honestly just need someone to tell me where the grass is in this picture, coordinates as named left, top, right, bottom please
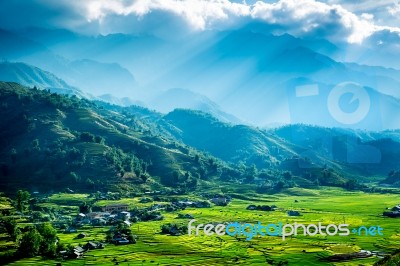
left=4, top=187, right=400, bottom=266
left=48, top=193, right=90, bottom=206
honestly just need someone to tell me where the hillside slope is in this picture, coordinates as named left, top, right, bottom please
left=0, top=82, right=233, bottom=193
left=0, top=61, right=91, bottom=98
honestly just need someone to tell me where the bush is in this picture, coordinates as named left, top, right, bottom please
left=160, top=223, right=187, bottom=236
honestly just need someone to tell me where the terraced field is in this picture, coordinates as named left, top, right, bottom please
left=5, top=188, right=400, bottom=266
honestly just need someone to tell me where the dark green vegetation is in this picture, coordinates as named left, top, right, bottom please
left=1, top=81, right=400, bottom=195
left=0, top=82, right=234, bottom=193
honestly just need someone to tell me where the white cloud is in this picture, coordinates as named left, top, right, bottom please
left=74, top=0, right=400, bottom=44
left=249, top=0, right=376, bottom=43
left=387, top=2, right=400, bottom=16
left=1, top=0, right=400, bottom=45
left=83, top=0, right=251, bottom=31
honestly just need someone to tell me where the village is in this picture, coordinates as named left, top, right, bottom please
left=51, top=193, right=236, bottom=260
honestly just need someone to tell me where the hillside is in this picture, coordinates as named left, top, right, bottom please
left=164, top=109, right=296, bottom=168
left=150, top=88, right=241, bottom=124
left=0, top=82, right=235, bottom=193
left=0, top=29, right=138, bottom=98
left=1, top=82, right=400, bottom=194
left=0, top=61, right=91, bottom=98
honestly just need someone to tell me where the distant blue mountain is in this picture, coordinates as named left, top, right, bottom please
left=150, top=88, right=241, bottom=124
left=0, top=61, right=92, bottom=99
left=0, top=29, right=138, bottom=97
left=2, top=27, right=400, bottom=129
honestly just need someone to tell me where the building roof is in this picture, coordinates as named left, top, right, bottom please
left=74, top=246, right=84, bottom=253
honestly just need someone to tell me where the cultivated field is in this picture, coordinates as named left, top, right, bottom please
left=4, top=187, right=400, bottom=266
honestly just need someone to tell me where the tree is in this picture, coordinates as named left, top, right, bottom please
left=344, top=179, right=358, bottom=191
left=172, top=171, right=179, bottom=184
left=15, top=190, right=30, bottom=213
left=274, top=181, right=285, bottom=192
left=80, top=132, right=95, bottom=142
left=186, top=177, right=198, bottom=190
left=68, top=171, right=80, bottom=183
left=79, top=202, right=92, bottom=214
left=245, top=164, right=258, bottom=182
left=94, top=135, right=105, bottom=144
left=18, top=226, right=42, bottom=257
left=0, top=218, right=20, bottom=241
left=37, top=223, right=58, bottom=257
left=283, top=171, right=292, bottom=181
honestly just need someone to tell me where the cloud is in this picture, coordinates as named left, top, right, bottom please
left=77, top=0, right=400, bottom=44
left=387, top=2, right=400, bottom=16
left=1, top=0, right=400, bottom=45
left=249, top=0, right=376, bottom=43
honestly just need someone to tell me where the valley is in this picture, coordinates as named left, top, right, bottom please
left=0, top=82, right=399, bottom=265
left=1, top=187, right=400, bottom=265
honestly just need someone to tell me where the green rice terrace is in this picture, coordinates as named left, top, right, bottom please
left=1, top=187, right=400, bottom=266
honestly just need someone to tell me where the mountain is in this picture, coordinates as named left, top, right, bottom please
left=164, top=109, right=294, bottom=167
left=6, top=27, right=400, bottom=129
left=272, top=125, right=400, bottom=176
left=2, top=81, right=400, bottom=193
left=98, top=94, right=146, bottom=107
left=67, top=59, right=137, bottom=97
left=0, top=29, right=138, bottom=98
left=163, top=109, right=400, bottom=178
left=150, top=88, right=241, bottom=124
left=0, top=82, right=235, bottom=192
left=0, top=61, right=91, bottom=98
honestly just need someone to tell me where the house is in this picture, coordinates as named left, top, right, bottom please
left=60, top=250, right=82, bottom=259
left=112, top=234, right=130, bottom=245
left=76, top=213, right=86, bottom=220
left=118, top=211, right=131, bottom=220
left=288, top=210, right=301, bottom=217
left=74, top=246, right=85, bottom=253
left=84, top=241, right=105, bottom=250
left=86, top=212, right=104, bottom=219
left=192, top=201, right=211, bottom=208
left=210, top=197, right=230, bottom=206
left=139, top=197, right=153, bottom=203
left=77, top=233, right=86, bottom=239
left=60, top=246, right=86, bottom=259
left=65, top=226, right=77, bottom=233
left=177, top=213, right=194, bottom=219
left=92, top=218, right=107, bottom=226
left=383, top=211, right=400, bottom=218
left=102, top=204, right=129, bottom=213
left=177, top=200, right=194, bottom=207
left=392, top=205, right=400, bottom=211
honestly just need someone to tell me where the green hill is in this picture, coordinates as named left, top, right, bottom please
left=0, top=82, right=235, bottom=193
left=164, top=109, right=297, bottom=168
left=1, top=82, right=400, bottom=194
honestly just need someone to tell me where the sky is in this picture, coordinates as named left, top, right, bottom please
left=1, top=0, right=400, bottom=47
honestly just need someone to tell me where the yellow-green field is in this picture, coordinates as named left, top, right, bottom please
left=5, top=187, right=400, bottom=266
